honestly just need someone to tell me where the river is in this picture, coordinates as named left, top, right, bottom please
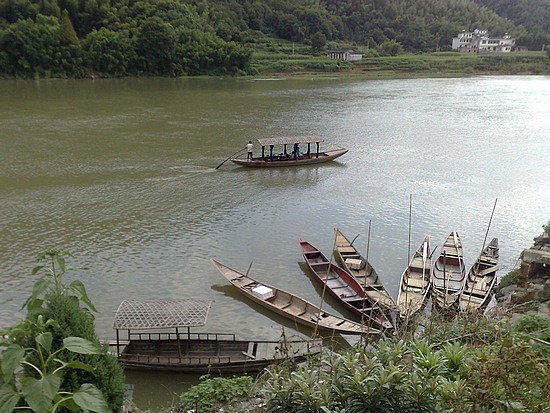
left=1, top=75, right=548, bottom=409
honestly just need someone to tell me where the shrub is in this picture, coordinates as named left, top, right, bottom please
left=495, top=269, right=520, bottom=291
left=178, top=375, right=254, bottom=412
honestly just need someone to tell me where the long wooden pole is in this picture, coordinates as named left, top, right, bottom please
left=215, top=147, right=246, bottom=169
left=314, top=235, right=339, bottom=336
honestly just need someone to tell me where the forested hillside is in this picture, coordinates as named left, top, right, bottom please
left=473, top=0, right=550, bottom=50
left=0, top=0, right=547, bottom=78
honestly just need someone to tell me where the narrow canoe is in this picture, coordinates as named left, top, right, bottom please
left=459, top=238, right=499, bottom=312
left=231, top=148, right=348, bottom=167
left=211, top=259, right=379, bottom=336
left=396, top=236, right=432, bottom=319
left=431, top=231, right=466, bottom=310
left=333, top=228, right=396, bottom=312
left=299, top=238, right=394, bottom=331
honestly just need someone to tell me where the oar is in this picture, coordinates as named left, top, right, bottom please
left=215, top=147, right=246, bottom=170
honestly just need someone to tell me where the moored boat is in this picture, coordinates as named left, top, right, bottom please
left=299, top=238, right=394, bottom=331
left=333, top=228, right=395, bottom=312
left=111, top=299, right=322, bottom=373
left=459, top=238, right=499, bottom=312
left=396, top=236, right=432, bottom=319
left=431, top=231, right=466, bottom=310
left=230, top=136, right=348, bottom=167
left=211, top=259, right=379, bottom=336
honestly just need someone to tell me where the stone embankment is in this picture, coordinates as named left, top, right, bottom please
left=495, top=230, right=550, bottom=317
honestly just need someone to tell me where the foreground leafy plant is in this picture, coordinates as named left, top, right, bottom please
left=0, top=320, right=109, bottom=413
left=2, top=250, right=125, bottom=412
left=24, top=250, right=96, bottom=313
left=178, top=375, right=254, bottom=412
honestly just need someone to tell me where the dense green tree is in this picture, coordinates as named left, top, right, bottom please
left=59, top=8, right=78, bottom=45
left=83, top=27, right=135, bottom=76
left=310, top=31, right=327, bottom=53
left=0, top=14, right=61, bottom=77
left=0, top=0, right=39, bottom=23
left=377, top=39, right=403, bottom=56
left=136, top=16, right=177, bottom=75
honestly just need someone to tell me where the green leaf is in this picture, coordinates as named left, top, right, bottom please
left=36, top=332, right=53, bottom=354
left=32, top=265, right=44, bottom=275
left=63, top=337, right=105, bottom=355
left=22, top=278, right=51, bottom=310
left=64, top=360, right=94, bottom=372
left=21, top=374, right=61, bottom=413
left=0, top=385, right=20, bottom=412
left=0, top=345, right=25, bottom=382
left=73, top=383, right=110, bottom=413
left=68, top=280, right=97, bottom=312
left=53, top=255, right=66, bottom=273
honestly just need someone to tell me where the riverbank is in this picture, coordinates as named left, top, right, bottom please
left=251, top=51, right=550, bottom=78
left=135, top=226, right=550, bottom=413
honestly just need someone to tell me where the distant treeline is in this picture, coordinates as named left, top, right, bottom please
left=0, top=0, right=548, bottom=78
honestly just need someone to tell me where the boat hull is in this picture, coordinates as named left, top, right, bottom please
left=431, top=231, right=466, bottom=310
left=115, top=337, right=321, bottom=373
left=299, top=238, right=393, bottom=331
left=333, top=228, right=396, bottom=312
left=396, top=236, right=431, bottom=319
left=230, top=148, right=348, bottom=167
left=211, top=259, right=377, bottom=336
left=459, top=238, right=499, bottom=312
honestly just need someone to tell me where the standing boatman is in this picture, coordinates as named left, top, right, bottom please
left=247, top=140, right=253, bottom=160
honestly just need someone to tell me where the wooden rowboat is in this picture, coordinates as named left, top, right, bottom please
left=396, top=236, right=432, bottom=319
left=431, top=231, right=466, bottom=310
left=230, top=136, right=348, bottom=167
left=333, top=228, right=396, bottom=312
left=459, top=238, right=499, bottom=312
left=111, top=299, right=322, bottom=373
left=211, top=259, right=379, bottom=336
left=299, top=238, right=394, bottom=331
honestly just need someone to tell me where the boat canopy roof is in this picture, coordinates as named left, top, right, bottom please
left=113, top=299, right=212, bottom=330
left=257, top=135, right=324, bottom=146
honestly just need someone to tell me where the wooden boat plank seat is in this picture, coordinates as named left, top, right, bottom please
left=405, top=277, right=429, bottom=289
left=242, top=342, right=255, bottom=359
left=338, top=247, right=357, bottom=253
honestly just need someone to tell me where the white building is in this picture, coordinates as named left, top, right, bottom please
left=328, top=50, right=363, bottom=61
left=452, top=30, right=515, bottom=53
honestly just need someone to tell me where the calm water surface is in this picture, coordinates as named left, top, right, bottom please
left=1, top=76, right=549, bottom=408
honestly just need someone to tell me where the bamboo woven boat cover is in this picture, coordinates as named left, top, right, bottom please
left=113, top=299, right=212, bottom=330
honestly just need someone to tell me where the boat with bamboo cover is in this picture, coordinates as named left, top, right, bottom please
left=230, top=135, right=348, bottom=167
left=110, top=299, right=322, bottom=373
left=211, top=259, right=379, bottom=336
left=333, top=228, right=396, bottom=312
left=459, top=238, right=499, bottom=312
left=431, top=231, right=466, bottom=310
left=299, top=238, right=394, bottom=331
left=396, top=236, right=432, bottom=319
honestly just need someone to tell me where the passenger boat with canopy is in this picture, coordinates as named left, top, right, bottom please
left=230, top=135, right=348, bottom=167
left=110, top=299, right=322, bottom=373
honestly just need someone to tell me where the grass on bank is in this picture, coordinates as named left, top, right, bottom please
left=248, top=36, right=550, bottom=76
